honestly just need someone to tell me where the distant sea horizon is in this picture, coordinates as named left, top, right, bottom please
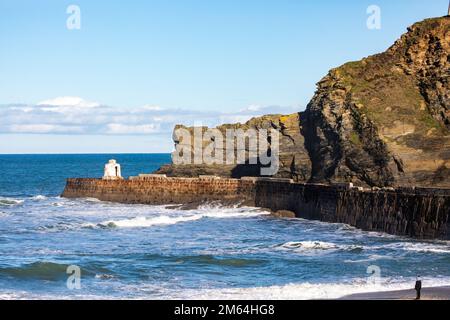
left=0, top=152, right=171, bottom=155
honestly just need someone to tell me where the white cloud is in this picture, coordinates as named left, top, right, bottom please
left=9, top=106, right=34, bottom=113
left=138, top=105, right=164, bottom=111
left=0, top=97, right=301, bottom=136
left=9, top=124, right=83, bottom=134
left=37, top=96, right=100, bottom=108
left=34, top=97, right=103, bottom=114
left=106, top=123, right=160, bottom=134
left=245, top=104, right=262, bottom=112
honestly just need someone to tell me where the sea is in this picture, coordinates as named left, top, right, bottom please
left=0, top=154, right=449, bottom=299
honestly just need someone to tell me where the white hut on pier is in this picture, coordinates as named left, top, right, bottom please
left=103, top=159, right=122, bottom=180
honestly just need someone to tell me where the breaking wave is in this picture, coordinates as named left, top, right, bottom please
left=154, top=254, right=267, bottom=267
left=101, top=207, right=269, bottom=228
left=344, top=254, right=396, bottom=263
left=0, top=261, right=113, bottom=281
left=0, top=262, right=70, bottom=280
left=383, top=242, right=450, bottom=254
left=280, top=241, right=338, bottom=250
left=277, top=241, right=364, bottom=253
left=31, top=195, right=47, bottom=201
left=0, top=197, right=24, bottom=207
left=277, top=240, right=450, bottom=255
left=172, top=277, right=450, bottom=300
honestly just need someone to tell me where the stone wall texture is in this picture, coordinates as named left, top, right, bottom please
left=62, top=177, right=450, bottom=239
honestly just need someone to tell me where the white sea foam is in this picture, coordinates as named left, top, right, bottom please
left=102, top=215, right=202, bottom=228
left=31, top=195, right=47, bottom=200
left=344, top=254, right=396, bottom=263
left=0, top=197, right=24, bottom=206
left=170, top=277, right=450, bottom=300
left=277, top=241, right=364, bottom=254
left=95, top=274, right=115, bottom=280
left=278, top=240, right=450, bottom=256
left=0, top=292, right=24, bottom=300
left=2, top=278, right=450, bottom=300
left=101, top=207, right=270, bottom=228
left=82, top=197, right=103, bottom=203
left=280, top=241, right=338, bottom=250
left=51, top=202, right=64, bottom=207
left=0, top=291, right=112, bottom=300
left=383, top=242, right=450, bottom=254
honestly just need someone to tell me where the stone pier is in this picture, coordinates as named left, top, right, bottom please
left=62, top=176, right=450, bottom=239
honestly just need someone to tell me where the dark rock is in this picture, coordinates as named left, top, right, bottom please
left=271, top=210, right=297, bottom=219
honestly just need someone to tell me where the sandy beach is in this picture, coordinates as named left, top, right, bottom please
left=341, top=286, right=450, bottom=300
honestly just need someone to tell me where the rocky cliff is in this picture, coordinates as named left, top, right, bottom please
left=156, top=113, right=312, bottom=181
left=156, top=16, right=450, bottom=188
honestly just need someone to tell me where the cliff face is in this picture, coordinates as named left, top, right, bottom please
left=157, top=17, right=450, bottom=188
left=305, top=17, right=450, bottom=187
left=156, top=113, right=312, bottom=181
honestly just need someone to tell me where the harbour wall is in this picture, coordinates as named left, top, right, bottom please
left=62, top=176, right=450, bottom=239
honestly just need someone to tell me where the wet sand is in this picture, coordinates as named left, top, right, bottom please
left=341, top=286, right=450, bottom=300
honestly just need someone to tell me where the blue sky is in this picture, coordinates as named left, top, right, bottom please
left=0, top=0, right=448, bottom=153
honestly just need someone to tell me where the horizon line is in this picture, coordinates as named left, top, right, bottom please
left=0, top=152, right=173, bottom=155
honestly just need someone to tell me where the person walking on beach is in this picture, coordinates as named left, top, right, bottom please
left=415, top=276, right=422, bottom=300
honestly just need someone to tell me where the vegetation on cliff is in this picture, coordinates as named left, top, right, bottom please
left=304, top=16, right=449, bottom=187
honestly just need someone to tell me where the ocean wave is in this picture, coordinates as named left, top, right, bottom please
left=31, top=195, right=47, bottom=201
left=1, top=275, right=450, bottom=300
left=280, top=241, right=338, bottom=250
left=102, top=215, right=202, bottom=228
left=383, top=242, right=450, bottom=254
left=344, top=254, right=396, bottom=263
left=275, top=239, right=450, bottom=258
left=0, top=291, right=113, bottom=300
left=0, top=261, right=113, bottom=281
left=34, top=205, right=269, bottom=231
left=164, top=254, right=267, bottom=267
left=0, top=262, right=70, bottom=280
left=277, top=241, right=364, bottom=253
left=0, top=197, right=24, bottom=207
left=83, top=198, right=105, bottom=203
left=95, top=273, right=115, bottom=280
left=51, top=202, right=65, bottom=207
left=132, top=253, right=268, bottom=268
left=172, top=277, right=450, bottom=300
left=37, top=222, right=81, bottom=232
left=101, top=207, right=269, bottom=228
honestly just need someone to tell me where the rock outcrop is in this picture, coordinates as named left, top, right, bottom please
left=156, top=16, right=450, bottom=188
left=156, top=113, right=312, bottom=181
